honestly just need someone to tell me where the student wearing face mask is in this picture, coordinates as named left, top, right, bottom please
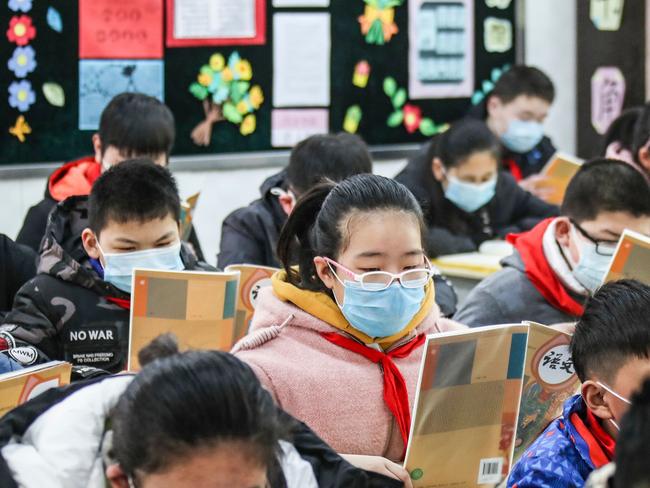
left=507, top=280, right=650, bottom=488
left=468, top=65, right=556, bottom=198
left=0, top=160, right=214, bottom=375
left=454, top=159, right=650, bottom=327
left=233, top=174, right=465, bottom=483
left=394, top=119, right=558, bottom=257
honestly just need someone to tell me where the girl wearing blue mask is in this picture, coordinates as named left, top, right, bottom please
left=233, top=174, right=465, bottom=484
left=395, top=118, right=558, bottom=257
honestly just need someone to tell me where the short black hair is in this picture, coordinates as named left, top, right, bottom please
left=602, top=107, right=642, bottom=155
left=615, top=378, right=650, bottom=488
left=98, top=93, right=175, bottom=160
left=633, top=101, right=650, bottom=162
left=88, top=159, right=181, bottom=235
left=489, top=65, right=555, bottom=105
left=570, top=280, right=650, bottom=383
left=561, top=159, right=650, bottom=222
left=426, top=118, right=500, bottom=168
left=286, top=133, right=373, bottom=195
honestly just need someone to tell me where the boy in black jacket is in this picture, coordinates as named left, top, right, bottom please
left=0, top=160, right=213, bottom=374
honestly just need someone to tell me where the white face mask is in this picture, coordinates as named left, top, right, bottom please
left=596, top=381, right=632, bottom=431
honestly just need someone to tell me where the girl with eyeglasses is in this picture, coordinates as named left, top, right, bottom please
left=233, top=174, right=465, bottom=484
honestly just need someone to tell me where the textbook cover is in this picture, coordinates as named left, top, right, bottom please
left=404, top=322, right=579, bottom=487
left=538, top=153, right=583, bottom=205
left=128, top=268, right=240, bottom=371
left=180, top=192, right=200, bottom=241
left=603, top=229, right=650, bottom=285
left=224, top=264, right=278, bottom=343
left=0, top=361, right=72, bottom=417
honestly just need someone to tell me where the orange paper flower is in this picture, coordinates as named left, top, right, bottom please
left=7, top=15, right=36, bottom=46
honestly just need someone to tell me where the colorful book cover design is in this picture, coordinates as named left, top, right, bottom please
left=225, top=264, right=277, bottom=342
left=539, top=153, right=583, bottom=205
left=0, top=362, right=72, bottom=417
left=129, top=269, right=239, bottom=370
left=512, top=324, right=579, bottom=462
left=405, top=325, right=528, bottom=488
left=604, top=230, right=650, bottom=285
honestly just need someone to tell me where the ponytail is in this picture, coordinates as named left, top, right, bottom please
left=426, top=118, right=500, bottom=169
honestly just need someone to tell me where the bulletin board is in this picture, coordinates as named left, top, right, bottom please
left=576, top=0, right=646, bottom=158
left=1, top=0, right=517, bottom=166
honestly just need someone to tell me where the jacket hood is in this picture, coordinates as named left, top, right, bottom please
left=260, top=169, right=287, bottom=200
left=38, top=196, right=203, bottom=300
left=46, top=157, right=101, bottom=202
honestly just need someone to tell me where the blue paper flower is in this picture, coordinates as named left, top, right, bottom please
left=7, top=0, right=32, bottom=13
left=7, top=45, right=36, bottom=77
left=8, top=80, right=35, bottom=112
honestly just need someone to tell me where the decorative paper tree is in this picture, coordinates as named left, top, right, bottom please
left=189, top=51, right=264, bottom=146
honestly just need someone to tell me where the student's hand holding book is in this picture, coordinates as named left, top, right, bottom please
left=341, top=454, right=414, bottom=487
left=518, top=174, right=554, bottom=200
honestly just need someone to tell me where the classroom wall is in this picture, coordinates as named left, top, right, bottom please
left=0, top=0, right=579, bottom=263
left=523, top=0, right=577, bottom=155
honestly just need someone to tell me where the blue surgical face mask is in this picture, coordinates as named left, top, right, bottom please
left=569, top=226, right=613, bottom=294
left=98, top=242, right=184, bottom=293
left=501, top=119, right=544, bottom=154
left=335, top=281, right=425, bottom=338
left=444, top=175, right=497, bottom=213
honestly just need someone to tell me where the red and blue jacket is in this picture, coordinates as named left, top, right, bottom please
left=507, top=394, right=615, bottom=488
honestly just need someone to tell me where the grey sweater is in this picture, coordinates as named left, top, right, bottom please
left=453, top=252, right=583, bottom=327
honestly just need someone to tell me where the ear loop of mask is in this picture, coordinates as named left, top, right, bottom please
left=596, top=381, right=632, bottom=431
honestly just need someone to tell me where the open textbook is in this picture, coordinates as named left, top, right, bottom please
left=404, top=322, right=579, bottom=487
left=431, top=240, right=513, bottom=280
left=180, top=192, right=201, bottom=241
left=0, top=361, right=72, bottom=417
left=604, top=229, right=650, bottom=285
left=128, top=268, right=240, bottom=371
left=225, top=264, right=278, bottom=343
left=537, top=153, right=583, bottom=205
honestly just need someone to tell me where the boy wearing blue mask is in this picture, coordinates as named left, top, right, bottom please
left=455, top=159, right=650, bottom=327
left=469, top=65, right=556, bottom=199
left=508, top=280, right=650, bottom=487
left=395, top=118, right=557, bottom=257
left=0, top=160, right=213, bottom=375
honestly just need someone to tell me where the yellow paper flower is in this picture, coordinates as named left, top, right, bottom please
left=221, top=67, right=233, bottom=82
left=235, top=60, right=253, bottom=81
left=9, top=115, right=31, bottom=143
left=240, top=114, right=256, bottom=136
left=209, top=53, right=225, bottom=71
left=236, top=100, right=250, bottom=115
left=197, top=73, right=212, bottom=87
left=249, top=85, right=264, bottom=109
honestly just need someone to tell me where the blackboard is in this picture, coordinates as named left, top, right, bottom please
left=1, top=0, right=516, bottom=166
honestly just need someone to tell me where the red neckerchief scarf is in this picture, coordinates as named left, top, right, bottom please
left=507, top=218, right=584, bottom=317
left=504, top=157, right=523, bottom=182
left=320, top=331, right=426, bottom=459
left=570, top=407, right=616, bottom=468
left=107, top=297, right=131, bottom=310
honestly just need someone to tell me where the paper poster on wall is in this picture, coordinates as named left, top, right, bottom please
left=591, top=66, right=625, bottom=135
left=408, top=0, right=475, bottom=99
left=166, top=0, right=266, bottom=47
left=485, top=0, right=511, bottom=8
left=271, top=109, right=329, bottom=147
left=78, top=0, right=163, bottom=59
left=273, top=13, right=331, bottom=107
left=590, top=0, right=624, bottom=31
left=484, top=17, right=512, bottom=53
left=273, top=0, right=329, bottom=6
left=79, top=60, right=164, bottom=130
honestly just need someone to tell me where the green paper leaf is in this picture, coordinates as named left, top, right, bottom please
left=387, top=110, right=404, bottom=127
left=383, top=77, right=397, bottom=97
left=223, top=102, right=243, bottom=123
left=42, top=82, right=65, bottom=107
left=189, top=83, right=209, bottom=101
left=392, top=88, right=406, bottom=109
left=419, top=118, right=437, bottom=136
left=200, top=65, right=213, bottom=76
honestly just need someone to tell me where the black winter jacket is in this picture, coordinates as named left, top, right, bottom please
left=0, top=235, right=37, bottom=316
left=0, top=196, right=214, bottom=374
left=395, top=145, right=559, bottom=257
